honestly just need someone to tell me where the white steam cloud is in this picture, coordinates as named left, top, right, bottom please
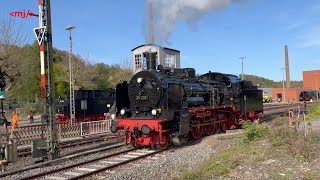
left=146, top=0, right=242, bottom=44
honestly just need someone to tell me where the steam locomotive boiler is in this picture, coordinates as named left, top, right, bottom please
left=111, top=52, right=263, bottom=149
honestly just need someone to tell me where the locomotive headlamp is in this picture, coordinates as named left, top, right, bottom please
left=151, top=109, right=157, bottom=116
left=120, top=109, right=126, bottom=115
left=137, top=77, right=143, bottom=83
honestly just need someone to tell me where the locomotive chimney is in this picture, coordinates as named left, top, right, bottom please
left=145, top=52, right=157, bottom=70
left=285, top=45, right=290, bottom=88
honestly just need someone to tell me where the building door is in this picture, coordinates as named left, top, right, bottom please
left=277, top=93, right=282, bottom=102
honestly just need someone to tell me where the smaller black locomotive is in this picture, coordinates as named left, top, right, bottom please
left=299, top=91, right=318, bottom=101
left=56, top=89, right=115, bottom=123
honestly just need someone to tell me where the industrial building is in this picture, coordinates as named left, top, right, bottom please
left=271, top=70, right=319, bottom=103
left=131, top=44, right=180, bottom=73
left=271, top=46, right=318, bottom=103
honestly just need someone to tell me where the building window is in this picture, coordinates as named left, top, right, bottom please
left=135, top=54, right=142, bottom=69
left=143, top=56, right=147, bottom=69
left=165, top=54, right=175, bottom=68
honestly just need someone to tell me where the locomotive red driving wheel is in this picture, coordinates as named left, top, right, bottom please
left=220, top=122, right=228, bottom=132
left=191, top=126, right=203, bottom=139
left=205, top=123, right=217, bottom=136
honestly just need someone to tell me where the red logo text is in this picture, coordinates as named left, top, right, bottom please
left=10, top=10, right=36, bottom=18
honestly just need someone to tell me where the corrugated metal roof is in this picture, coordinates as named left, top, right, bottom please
left=131, top=44, right=180, bottom=52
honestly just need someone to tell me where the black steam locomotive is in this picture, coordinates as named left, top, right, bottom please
left=56, top=89, right=115, bottom=123
left=112, top=52, right=263, bottom=149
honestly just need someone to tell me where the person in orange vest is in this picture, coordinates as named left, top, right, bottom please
left=12, top=111, right=18, bottom=129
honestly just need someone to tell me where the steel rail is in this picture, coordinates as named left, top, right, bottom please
left=20, top=148, right=138, bottom=179
left=69, top=149, right=162, bottom=180
left=0, top=142, right=125, bottom=178
left=17, top=134, right=121, bottom=157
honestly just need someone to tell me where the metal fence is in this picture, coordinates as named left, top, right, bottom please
left=80, top=119, right=111, bottom=137
left=0, top=123, right=81, bottom=146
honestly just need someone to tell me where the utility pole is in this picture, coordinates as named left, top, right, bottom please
left=239, top=57, right=246, bottom=80
left=281, top=68, right=286, bottom=103
left=315, top=72, right=318, bottom=101
left=65, top=26, right=75, bottom=124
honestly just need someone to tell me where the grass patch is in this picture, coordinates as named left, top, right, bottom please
left=268, top=120, right=317, bottom=161
left=179, top=145, right=262, bottom=179
left=270, top=170, right=292, bottom=180
left=273, top=117, right=286, bottom=127
left=305, top=170, right=319, bottom=180
left=178, top=116, right=320, bottom=179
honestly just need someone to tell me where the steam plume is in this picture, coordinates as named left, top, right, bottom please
left=146, top=0, right=241, bottom=44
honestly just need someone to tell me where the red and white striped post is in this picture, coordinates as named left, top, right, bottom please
left=38, top=0, right=46, bottom=98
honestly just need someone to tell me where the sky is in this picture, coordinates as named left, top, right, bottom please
left=1, top=0, right=320, bottom=81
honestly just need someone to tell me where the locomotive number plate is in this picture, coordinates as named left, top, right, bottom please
left=136, top=95, right=149, bottom=101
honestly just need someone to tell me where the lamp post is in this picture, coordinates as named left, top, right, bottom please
left=65, top=26, right=75, bottom=123
left=281, top=68, right=285, bottom=102
left=315, top=72, right=318, bottom=101
left=239, top=57, right=246, bottom=80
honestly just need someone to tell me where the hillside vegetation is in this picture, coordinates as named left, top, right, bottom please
left=243, top=74, right=303, bottom=88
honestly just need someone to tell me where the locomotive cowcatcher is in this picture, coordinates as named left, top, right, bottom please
left=111, top=52, right=263, bottom=149
left=56, top=89, right=115, bottom=123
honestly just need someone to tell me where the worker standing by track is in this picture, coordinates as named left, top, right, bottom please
left=12, top=111, right=18, bottom=129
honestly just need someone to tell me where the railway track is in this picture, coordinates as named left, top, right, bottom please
left=17, top=134, right=121, bottom=157
left=20, top=148, right=162, bottom=180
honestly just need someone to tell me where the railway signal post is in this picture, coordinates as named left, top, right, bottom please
left=32, top=0, right=59, bottom=160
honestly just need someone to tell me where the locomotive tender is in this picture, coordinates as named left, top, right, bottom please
left=111, top=52, right=263, bottom=149
left=56, top=89, right=115, bottom=123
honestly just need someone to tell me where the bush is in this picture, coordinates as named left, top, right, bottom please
left=306, top=103, right=320, bottom=121
left=242, top=121, right=269, bottom=143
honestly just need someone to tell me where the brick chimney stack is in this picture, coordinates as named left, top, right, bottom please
left=285, top=45, right=290, bottom=88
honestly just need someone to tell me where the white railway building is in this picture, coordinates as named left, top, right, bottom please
left=132, top=44, right=180, bottom=73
